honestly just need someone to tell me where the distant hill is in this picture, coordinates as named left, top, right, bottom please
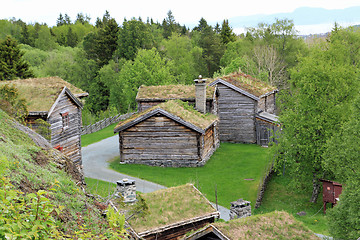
left=228, top=6, right=360, bottom=29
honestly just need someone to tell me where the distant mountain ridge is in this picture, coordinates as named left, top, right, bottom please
left=227, top=6, right=360, bottom=28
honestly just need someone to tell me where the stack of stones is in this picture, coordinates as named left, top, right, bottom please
left=229, top=199, right=251, bottom=220
left=116, top=179, right=136, bottom=203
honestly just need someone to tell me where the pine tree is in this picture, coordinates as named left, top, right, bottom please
left=66, top=27, right=78, bottom=47
left=220, top=19, right=236, bottom=44
left=0, top=36, right=34, bottom=80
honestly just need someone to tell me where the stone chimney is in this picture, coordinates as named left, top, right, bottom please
left=229, top=198, right=251, bottom=220
left=194, top=75, right=207, bottom=114
left=116, top=179, right=136, bottom=203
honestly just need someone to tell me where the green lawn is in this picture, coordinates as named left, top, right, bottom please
left=109, top=143, right=271, bottom=209
left=85, top=177, right=117, bottom=198
left=254, top=174, right=329, bottom=235
left=81, top=123, right=117, bottom=147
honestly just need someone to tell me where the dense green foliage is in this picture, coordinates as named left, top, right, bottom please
left=323, top=96, right=360, bottom=239
left=0, top=12, right=236, bottom=115
left=0, top=36, right=34, bottom=80
left=0, top=84, right=28, bottom=122
left=272, top=26, right=360, bottom=238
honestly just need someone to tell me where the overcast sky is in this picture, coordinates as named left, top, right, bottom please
left=2, top=0, right=360, bottom=34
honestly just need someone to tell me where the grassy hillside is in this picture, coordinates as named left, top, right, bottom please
left=0, top=110, right=126, bottom=239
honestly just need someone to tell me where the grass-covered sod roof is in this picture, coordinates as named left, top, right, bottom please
left=136, top=84, right=215, bottom=100
left=0, top=77, right=88, bottom=112
left=213, top=211, right=319, bottom=240
left=128, top=184, right=218, bottom=233
left=114, top=100, right=218, bottom=132
left=211, top=72, right=277, bottom=97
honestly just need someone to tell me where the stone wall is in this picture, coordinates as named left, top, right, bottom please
left=255, top=164, right=273, bottom=208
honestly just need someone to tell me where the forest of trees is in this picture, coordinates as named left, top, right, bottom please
left=1, top=11, right=360, bottom=239
left=0, top=11, right=306, bottom=116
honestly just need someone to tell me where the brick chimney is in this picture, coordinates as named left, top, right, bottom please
left=194, top=75, right=206, bottom=114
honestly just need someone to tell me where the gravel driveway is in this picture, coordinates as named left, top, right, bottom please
left=81, top=134, right=230, bottom=220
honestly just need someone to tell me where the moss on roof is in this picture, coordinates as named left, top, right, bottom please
left=0, top=77, right=87, bottom=112
left=211, top=72, right=277, bottom=97
left=128, top=184, right=217, bottom=233
left=115, top=100, right=218, bottom=131
left=213, top=211, right=319, bottom=240
left=136, top=84, right=215, bottom=100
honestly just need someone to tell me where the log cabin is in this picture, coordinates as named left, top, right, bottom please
left=209, top=72, right=278, bottom=143
left=126, top=184, right=220, bottom=240
left=114, top=99, right=219, bottom=167
left=0, top=77, right=88, bottom=165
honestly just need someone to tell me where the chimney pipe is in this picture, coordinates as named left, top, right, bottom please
left=194, top=75, right=206, bottom=114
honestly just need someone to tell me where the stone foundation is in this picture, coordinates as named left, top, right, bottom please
left=230, top=199, right=251, bottom=220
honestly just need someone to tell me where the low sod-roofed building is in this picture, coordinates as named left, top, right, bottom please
left=185, top=211, right=320, bottom=240
left=209, top=72, right=278, bottom=143
left=127, top=184, right=220, bottom=240
left=114, top=100, right=219, bottom=167
left=136, top=84, right=216, bottom=113
left=0, top=77, right=88, bottom=164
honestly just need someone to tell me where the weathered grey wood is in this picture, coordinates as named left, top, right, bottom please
left=48, top=92, right=82, bottom=164
left=216, top=83, right=256, bottom=143
left=117, top=114, right=218, bottom=167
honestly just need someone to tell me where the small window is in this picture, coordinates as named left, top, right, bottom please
left=61, top=112, right=69, bottom=129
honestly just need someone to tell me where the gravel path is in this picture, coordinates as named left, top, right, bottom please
left=82, top=135, right=231, bottom=220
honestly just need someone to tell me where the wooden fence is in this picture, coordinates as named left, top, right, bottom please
left=81, top=112, right=136, bottom=135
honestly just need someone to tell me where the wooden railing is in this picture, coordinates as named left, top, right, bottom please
left=81, top=112, right=136, bottom=135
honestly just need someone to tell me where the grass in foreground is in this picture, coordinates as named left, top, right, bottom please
left=109, top=143, right=271, bottom=208
left=254, top=174, right=329, bottom=235
left=81, top=123, right=117, bottom=147
left=85, top=177, right=117, bottom=198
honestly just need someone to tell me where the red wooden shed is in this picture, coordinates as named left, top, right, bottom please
left=319, top=179, right=343, bottom=214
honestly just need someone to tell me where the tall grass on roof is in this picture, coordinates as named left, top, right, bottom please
left=213, top=211, right=320, bottom=240
left=115, top=100, right=218, bottom=131
left=128, top=184, right=215, bottom=233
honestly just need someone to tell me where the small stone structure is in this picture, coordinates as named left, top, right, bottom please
left=116, top=179, right=136, bottom=203
left=229, top=199, right=251, bottom=220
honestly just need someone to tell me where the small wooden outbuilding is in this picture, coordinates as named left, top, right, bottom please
left=1, top=77, right=88, bottom=165
left=209, top=72, right=277, bottom=143
left=114, top=100, right=219, bottom=167
left=255, top=111, right=280, bottom=147
left=319, top=179, right=343, bottom=214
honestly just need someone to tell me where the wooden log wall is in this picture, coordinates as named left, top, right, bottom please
left=119, top=114, right=200, bottom=167
left=141, top=216, right=215, bottom=240
left=255, top=118, right=279, bottom=146
left=258, top=92, right=276, bottom=114
left=217, top=84, right=256, bottom=143
left=48, top=93, right=82, bottom=165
